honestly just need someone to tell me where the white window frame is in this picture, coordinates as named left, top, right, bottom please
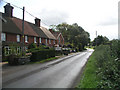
left=17, top=35, right=20, bottom=42
left=46, top=39, right=47, bottom=45
left=54, top=40, right=55, bottom=44
left=1, top=33, right=6, bottom=41
left=39, top=38, right=41, bottom=43
left=49, top=39, right=51, bottom=44
left=34, top=37, right=37, bottom=43
left=4, top=46, right=11, bottom=56
left=17, top=47, right=21, bottom=54
left=25, top=36, right=28, bottom=43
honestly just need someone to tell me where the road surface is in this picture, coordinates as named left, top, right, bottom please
left=2, top=49, right=94, bottom=88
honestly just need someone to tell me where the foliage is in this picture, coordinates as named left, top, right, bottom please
left=95, top=40, right=120, bottom=89
left=30, top=48, right=55, bottom=62
left=77, top=39, right=120, bottom=89
left=28, top=43, right=37, bottom=49
left=52, top=23, right=90, bottom=50
left=92, top=35, right=109, bottom=46
left=78, top=43, right=83, bottom=51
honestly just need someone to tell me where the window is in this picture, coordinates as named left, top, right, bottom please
left=58, top=37, right=60, bottom=43
left=34, top=37, right=37, bottom=43
left=39, top=38, right=41, bottom=43
left=4, top=46, right=11, bottom=56
left=54, top=40, right=55, bottom=44
left=17, top=35, right=20, bottom=42
left=17, top=47, right=21, bottom=54
left=1, top=33, right=6, bottom=41
left=25, top=36, right=28, bottom=42
left=49, top=39, right=51, bottom=44
left=46, top=39, right=47, bottom=45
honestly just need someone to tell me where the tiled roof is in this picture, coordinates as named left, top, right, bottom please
left=52, top=32, right=59, bottom=38
left=28, top=22, right=48, bottom=38
left=1, top=12, right=56, bottom=40
left=2, top=14, right=22, bottom=34
left=40, top=26, right=56, bottom=40
left=12, top=17, right=38, bottom=37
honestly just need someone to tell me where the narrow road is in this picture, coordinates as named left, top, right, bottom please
left=2, top=49, right=94, bottom=88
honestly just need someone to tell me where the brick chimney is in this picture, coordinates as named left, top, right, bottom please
left=4, top=3, right=14, bottom=17
left=49, top=29, right=53, bottom=33
left=35, top=18, right=41, bottom=27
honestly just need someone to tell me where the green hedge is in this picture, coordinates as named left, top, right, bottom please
left=95, top=40, right=120, bottom=89
left=30, top=48, right=55, bottom=62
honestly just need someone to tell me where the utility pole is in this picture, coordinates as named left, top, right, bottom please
left=96, top=31, right=97, bottom=37
left=22, top=6, right=25, bottom=56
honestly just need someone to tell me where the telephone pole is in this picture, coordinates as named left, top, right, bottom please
left=22, top=6, right=25, bottom=56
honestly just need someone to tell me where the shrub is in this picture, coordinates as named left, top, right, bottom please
left=94, top=40, right=120, bottom=89
left=55, top=51, right=63, bottom=56
left=28, top=43, right=37, bottom=49
left=30, top=48, right=55, bottom=62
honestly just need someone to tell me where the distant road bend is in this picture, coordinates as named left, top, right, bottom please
left=3, top=49, right=94, bottom=88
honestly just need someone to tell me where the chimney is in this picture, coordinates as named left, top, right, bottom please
left=4, top=3, right=14, bottom=17
left=49, top=29, right=53, bottom=33
left=35, top=18, right=41, bottom=27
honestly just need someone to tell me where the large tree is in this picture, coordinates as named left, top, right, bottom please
left=51, top=23, right=90, bottom=49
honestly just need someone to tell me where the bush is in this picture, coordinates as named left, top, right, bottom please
left=30, top=48, right=55, bottom=62
left=55, top=51, right=63, bottom=56
left=28, top=43, right=37, bottom=49
left=94, top=40, right=120, bottom=89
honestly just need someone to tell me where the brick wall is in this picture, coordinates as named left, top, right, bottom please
left=3, top=33, right=56, bottom=47
left=6, top=33, right=17, bottom=42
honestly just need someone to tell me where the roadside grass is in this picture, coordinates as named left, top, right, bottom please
left=28, top=57, right=59, bottom=64
left=76, top=51, right=100, bottom=88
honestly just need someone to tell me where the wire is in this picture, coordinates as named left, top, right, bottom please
left=25, top=11, right=36, bottom=18
left=1, top=0, right=23, bottom=10
left=1, top=0, right=50, bottom=27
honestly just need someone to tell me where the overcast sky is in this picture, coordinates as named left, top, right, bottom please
left=0, top=0, right=119, bottom=40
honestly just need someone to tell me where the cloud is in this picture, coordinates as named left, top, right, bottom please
left=36, top=9, right=69, bottom=26
left=98, top=17, right=117, bottom=26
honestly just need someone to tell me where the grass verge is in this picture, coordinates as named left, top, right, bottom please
left=28, top=57, right=59, bottom=64
left=76, top=51, right=100, bottom=88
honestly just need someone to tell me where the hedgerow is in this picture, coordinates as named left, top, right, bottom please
left=95, top=40, right=120, bottom=89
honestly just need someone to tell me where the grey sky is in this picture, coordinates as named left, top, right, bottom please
left=0, top=0, right=119, bottom=40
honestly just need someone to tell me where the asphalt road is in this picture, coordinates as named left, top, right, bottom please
left=2, top=49, right=94, bottom=88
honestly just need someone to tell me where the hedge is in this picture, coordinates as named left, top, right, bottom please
left=30, top=48, right=55, bottom=62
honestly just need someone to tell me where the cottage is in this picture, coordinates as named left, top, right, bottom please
left=49, top=29, right=64, bottom=47
left=1, top=3, right=57, bottom=56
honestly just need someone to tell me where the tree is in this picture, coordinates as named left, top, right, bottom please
left=92, top=35, right=109, bottom=46
left=54, top=22, right=90, bottom=50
